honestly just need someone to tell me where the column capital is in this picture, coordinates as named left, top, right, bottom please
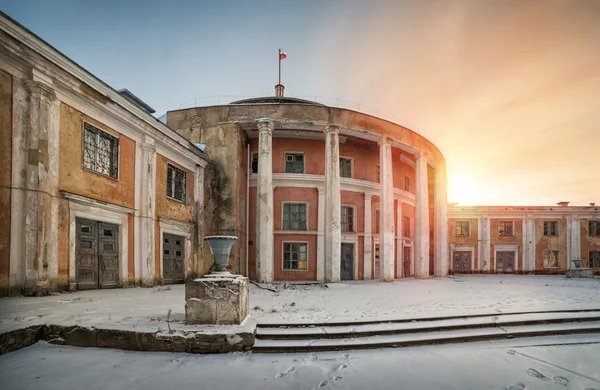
left=256, top=118, right=275, bottom=134
left=377, top=137, right=392, bottom=146
left=141, top=135, right=156, bottom=152
left=25, top=79, right=56, bottom=102
left=364, top=192, right=375, bottom=199
left=324, top=124, right=340, bottom=135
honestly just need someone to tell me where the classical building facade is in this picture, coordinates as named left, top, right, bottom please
left=167, top=96, right=449, bottom=283
left=448, top=203, right=600, bottom=274
left=0, top=14, right=209, bottom=296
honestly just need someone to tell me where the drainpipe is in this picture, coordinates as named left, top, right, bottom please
left=246, top=146, right=250, bottom=277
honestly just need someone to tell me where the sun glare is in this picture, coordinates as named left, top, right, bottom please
left=448, top=173, right=478, bottom=206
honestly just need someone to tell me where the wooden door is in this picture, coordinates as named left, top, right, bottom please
left=76, top=218, right=119, bottom=290
left=163, top=233, right=185, bottom=284
left=403, top=246, right=411, bottom=277
left=452, top=251, right=471, bottom=273
left=99, top=223, right=119, bottom=288
left=497, top=251, right=515, bottom=273
left=340, top=243, right=354, bottom=280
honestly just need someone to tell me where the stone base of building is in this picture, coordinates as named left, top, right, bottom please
left=565, top=268, right=594, bottom=278
left=185, top=275, right=249, bottom=325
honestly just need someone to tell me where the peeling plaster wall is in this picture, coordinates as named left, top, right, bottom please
left=535, top=218, right=568, bottom=273
left=59, top=103, right=136, bottom=208
left=339, top=137, right=379, bottom=182
left=448, top=218, right=479, bottom=269
left=272, top=138, right=324, bottom=175
left=57, top=199, right=69, bottom=289
left=580, top=218, right=600, bottom=270
left=0, top=69, right=12, bottom=296
left=490, top=218, right=523, bottom=271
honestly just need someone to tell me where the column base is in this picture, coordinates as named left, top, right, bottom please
left=185, top=275, right=249, bottom=325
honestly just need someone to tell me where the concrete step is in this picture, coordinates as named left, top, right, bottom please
left=253, top=321, right=600, bottom=353
left=256, top=311, right=600, bottom=340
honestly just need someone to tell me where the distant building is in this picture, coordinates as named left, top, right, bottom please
left=448, top=203, right=600, bottom=274
left=167, top=96, right=449, bottom=283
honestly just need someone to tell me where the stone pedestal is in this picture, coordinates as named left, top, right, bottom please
left=565, top=268, right=594, bottom=278
left=185, top=275, right=249, bottom=325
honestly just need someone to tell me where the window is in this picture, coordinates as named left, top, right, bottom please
left=285, top=153, right=304, bottom=173
left=83, top=122, right=119, bottom=179
left=590, top=251, right=600, bottom=268
left=341, top=206, right=354, bottom=232
left=455, top=221, right=470, bottom=236
left=282, top=203, right=307, bottom=230
left=283, top=242, right=307, bottom=270
left=339, top=158, right=352, bottom=178
left=499, top=221, right=514, bottom=236
left=376, top=165, right=380, bottom=183
left=589, top=221, right=600, bottom=236
left=251, top=152, right=258, bottom=174
left=375, top=210, right=380, bottom=234
left=543, top=221, right=559, bottom=236
left=543, top=250, right=559, bottom=268
left=167, top=164, right=186, bottom=202
left=403, top=216, right=411, bottom=237
left=404, top=176, right=412, bottom=192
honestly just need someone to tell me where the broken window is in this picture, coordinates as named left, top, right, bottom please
left=499, top=221, right=514, bottom=236
left=283, top=242, right=307, bottom=270
left=83, top=122, right=119, bottom=179
left=339, top=158, right=352, bottom=178
left=282, top=203, right=307, bottom=230
left=167, top=164, right=186, bottom=202
left=341, top=206, right=354, bottom=232
left=543, top=250, right=559, bottom=268
left=543, top=221, right=559, bottom=236
left=285, top=153, right=304, bottom=173
left=455, top=221, right=470, bottom=236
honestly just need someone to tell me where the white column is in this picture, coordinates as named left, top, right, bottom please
left=522, top=218, right=529, bottom=272
left=482, top=216, right=490, bottom=271
left=140, top=136, right=156, bottom=286
left=317, top=187, right=325, bottom=282
left=396, top=200, right=403, bottom=278
left=256, top=119, right=274, bottom=283
left=363, top=193, right=373, bottom=279
left=324, top=125, right=341, bottom=283
left=415, top=153, right=430, bottom=278
left=434, top=165, right=448, bottom=277
left=378, top=138, right=394, bottom=282
left=566, top=216, right=581, bottom=269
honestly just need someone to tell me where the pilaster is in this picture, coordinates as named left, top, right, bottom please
left=363, top=193, right=373, bottom=280
left=256, top=119, right=274, bottom=283
left=396, top=200, right=403, bottom=277
left=378, top=137, right=394, bottom=282
left=434, top=165, right=448, bottom=277
left=317, top=187, right=325, bottom=282
left=140, top=136, right=157, bottom=286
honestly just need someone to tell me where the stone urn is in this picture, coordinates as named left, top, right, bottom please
left=571, top=259, right=583, bottom=268
left=204, top=235, right=238, bottom=276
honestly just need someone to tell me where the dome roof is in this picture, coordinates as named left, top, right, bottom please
left=229, top=96, right=325, bottom=106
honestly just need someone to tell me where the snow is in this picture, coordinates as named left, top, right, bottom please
left=1, top=336, right=599, bottom=390
left=0, top=275, right=598, bottom=335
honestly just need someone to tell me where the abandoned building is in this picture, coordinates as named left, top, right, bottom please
left=0, top=14, right=210, bottom=296
left=448, top=203, right=600, bottom=274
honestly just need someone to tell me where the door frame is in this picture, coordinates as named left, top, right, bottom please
left=159, top=217, right=194, bottom=283
left=493, top=244, right=519, bottom=273
left=341, top=235, right=359, bottom=280
left=450, top=245, right=475, bottom=273
left=67, top=193, right=131, bottom=291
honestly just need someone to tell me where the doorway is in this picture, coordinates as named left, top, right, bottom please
left=452, top=251, right=472, bottom=273
left=163, top=233, right=185, bottom=284
left=76, top=218, right=119, bottom=290
left=403, top=246, right=411, bottom=277
left=496, top=251, right=515, bottom=273
left=340, top=243, right=354, bottom=280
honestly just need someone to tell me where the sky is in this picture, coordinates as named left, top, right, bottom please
left=3, top=0, right=599, bottom=206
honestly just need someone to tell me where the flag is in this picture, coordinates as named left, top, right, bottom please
left=279, top=50, right=287, bottom=60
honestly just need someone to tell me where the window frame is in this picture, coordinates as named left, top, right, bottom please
left=498, top=220, right=514, bottom=237
left=404, top=175, right=412, bottom=193
left=281, top=202, right=308, bottom=231
left=282, top=241, right=309, bottom=271
left=543, top=250, right=560, bottom=268
left=166, top=163, right=187, bottom=203
left=543, top=221, right=560, bottom=236
left=589, top=221, right=600, bottom=236
left=339, top=157, right=353, bottom=179
left=403, top=216, right=412, bottom=238
left=590, top=251, right=600, bottom=268
left=455, top=220, right=470, bottom=237
left=251, top=152, right=259, bottom=174
left=284, top=152, right=305, bottom=174
left=375, top=209, right=380, bottom=234
left=341, top=205, right=355, bottom=233
left=82, top=121, right=120, bottom=180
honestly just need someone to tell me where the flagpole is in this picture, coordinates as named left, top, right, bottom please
left=278, top=48, right=281, bottom=85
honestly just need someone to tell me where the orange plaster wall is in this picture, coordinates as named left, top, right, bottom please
left=490, top=218, right=523, bottom=271
left=274, top=234, right=317, bottom=281
left=339, top=138, right=379, bottom=182
left=155, top=154, right=195, bottom=222
left=449, top=218, right=479, bottom=269
left=59, top=103, right=135, bottom=208
left=272, top=138, right=325, bottom=175
left=273, top=187, right=318, bottom=231
left=580, top=219, right=600, bottom=269
left=535, top=218, right=567, bottom=272
left=341, top=191, right=364, bottom=233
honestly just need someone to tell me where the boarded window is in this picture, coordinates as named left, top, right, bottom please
left=543, top=250, right=559, bottom=268
left=83, top=122, right=119, bottom=179
left=543, top=221, right=559, bottom=236
left=339, top=158, right=352, bottom=178
left=499, top=221, right=513, bottom=236
left=282, top=203, right=307, bottom=230
left=285, top=153, right=304, bottom=173
left=589, top=221, right=600, bottom=236
left=590, top=251, right=600, bottom=268
left=341, top=206, right=354, bottom=232
left=283, top=242, right=307, bottom=270
left=167, top=164, right=186, bottom=202
left=455, top=221, right=470, bottom=236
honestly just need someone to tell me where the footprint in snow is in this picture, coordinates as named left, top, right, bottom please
left=527, top=368, right=549, bottom=381
left=334, top=363, right=349, bottom=371
left=506, top=382, right=526, bottom=390
left=553, top=376, right=569, bottom=387
left=506, top=350, right=516, bottom=355
left=274, top=365, right=296, bottom=379
left=318, top=379, right=328, bottom=387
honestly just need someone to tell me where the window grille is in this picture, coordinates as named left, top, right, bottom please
left=285, top=153, right=304, bottom=173
left=543, top=221, right=559, bottom=236
left=282, top=203, right=307, bottom=230
left=167, top=164, right=186, bottom=202
left=455, top=221, right=470, bottom=236
left=283, top=242, right=307, bottom=270
left=341, top=206, right=354, bottom=232
left=499, top=221, right=513, bottom=236
left=339, top=158, right=352, bottom=178
left=83, top=122, right=119, bottom=179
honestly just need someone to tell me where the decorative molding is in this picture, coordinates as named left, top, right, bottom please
left=62, top=191, right=136, bottom=214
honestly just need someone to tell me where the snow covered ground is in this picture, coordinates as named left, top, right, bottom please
left=0, top=275, right=598, bottom=333
left=1, top=335, right=599, bottom=390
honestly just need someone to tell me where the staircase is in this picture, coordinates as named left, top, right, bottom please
left=253, top=309, right=600, bottom=353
